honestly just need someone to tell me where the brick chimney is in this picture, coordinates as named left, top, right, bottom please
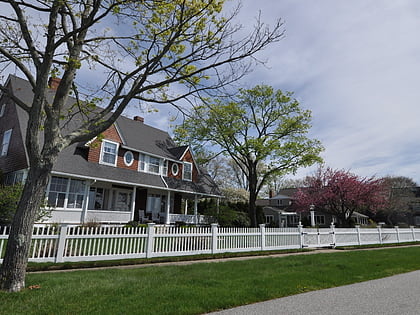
left=48, top=77, right=61, bottom=90
left=269, top=189, right=274, bottom=198
left=133, top=116, right=144, bottom=123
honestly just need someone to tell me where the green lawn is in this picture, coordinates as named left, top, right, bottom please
left=1, top=246, right=420, bottom=315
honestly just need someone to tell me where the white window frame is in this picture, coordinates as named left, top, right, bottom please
left=0, top=104, right=5, bottom=117
left=138, top=153, right=166, bottom=175
left=139, top=153, right=146, bottom=171
left=99, top=140, right=119, bottom=166
left=148, top=156, right=160, bottom=174
left=1, top=129, right=12, bottom=157
left=171, top=163, right=179, bottom=176
left=123, top=151, right=134, bottom=167
left=162, top=160, right=168, bottom=176
left=183, top=162, right=193, bottom=181
left=46, top=176, right=86, bottom=210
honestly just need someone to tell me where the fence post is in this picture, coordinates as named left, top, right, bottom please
left=410, top=226, right=416, bottom=242
left=146, top=223, right=155, bottom=258
left=395, top=226, right=400, bottom=243
left=55, top=224, right=68, bottom=263
left=211, top=223, right=218, bottom=254
left=377, top=225, right=383, bottom=245
left=330, top=223, right=336, bottom=248
left=260, top=224, right=266, bottom=251
left=356, top=225, right=361, bottom=246
left=298, top=222, right=304, bottom=248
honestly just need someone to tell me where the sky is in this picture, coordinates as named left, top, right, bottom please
left=205, top=0, right=420, bottom=183
left=2, top=1, right=420, bottom=183
left=134, top=0, right=420, bottom=183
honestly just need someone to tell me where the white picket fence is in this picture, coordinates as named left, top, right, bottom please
left=0, top=224, right=419, bottom=263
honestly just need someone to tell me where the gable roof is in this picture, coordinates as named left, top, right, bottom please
left=168, top=145, right=189, bottom=160
left=6, top=74, right=221, bottom=197
left=115, top=115, right=177, bottom=159
left=6, top=74, right=183, bottom=161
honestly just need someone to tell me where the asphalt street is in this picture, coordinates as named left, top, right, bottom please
left=207, top=270, right=420, bottom=315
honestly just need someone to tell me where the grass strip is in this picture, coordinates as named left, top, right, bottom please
left=0, top=246, right=419, bottom=315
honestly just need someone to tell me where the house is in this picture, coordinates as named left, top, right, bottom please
left=259, top=189, right=370, bottom=227
left=0, top=75, right=222, bottom=225
left=258, top=189, right=302, bottom=227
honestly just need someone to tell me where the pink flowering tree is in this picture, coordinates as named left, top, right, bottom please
left=293, top=167, right=388, bottom=227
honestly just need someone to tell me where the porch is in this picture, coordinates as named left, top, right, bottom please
left=44, top=175, right=216, bottom=225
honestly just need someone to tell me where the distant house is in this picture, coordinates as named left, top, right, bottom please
left=0, top=75, right=222, bottom=225
left=259, top=188, right=370, bottom=227
left=258, top=189, right=302, bottom=227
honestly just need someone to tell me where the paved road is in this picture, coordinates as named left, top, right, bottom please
left=207, top=270, right=420, bottom=315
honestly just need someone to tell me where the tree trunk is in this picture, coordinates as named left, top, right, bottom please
left=249, top=190, right=258, bottom=227
left=0, top=164, right=51, bottom=292
left=248, top=167, right=258, bottom=227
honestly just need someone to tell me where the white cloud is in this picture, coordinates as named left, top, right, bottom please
left=3, top=1, right=420, bottom=183
left=232, top=0, right=420, bottom=183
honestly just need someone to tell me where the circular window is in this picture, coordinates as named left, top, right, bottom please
left=171, top=163, right=179, bottom=176
left=124, top=151, right=134, bottom=166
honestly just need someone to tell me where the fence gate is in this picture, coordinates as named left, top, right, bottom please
left=302, top=228, right=335, bottom=248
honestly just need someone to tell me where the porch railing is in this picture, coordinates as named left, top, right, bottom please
left=168, top=214, right=215, bottom=225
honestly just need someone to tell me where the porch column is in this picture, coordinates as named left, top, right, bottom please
left=165, top=191, right=171, bottom=225
left=184, top=199, right=188, bottom=215
left=194, top=195, right=198, bottom=224
left=81, top=181, right=91, bottom=223
left=130, top=186, right=137, bottom=221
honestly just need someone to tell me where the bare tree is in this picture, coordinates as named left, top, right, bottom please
left=378, top=176, right=418, bottom=225
left=0, top=0, right=283, bottom=292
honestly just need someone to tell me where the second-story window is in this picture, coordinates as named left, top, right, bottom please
left=1, top=129, right=12, bottom=157
left=183, top=162, right=192, bottom=181
left=138, top=154, right=167, bottom=175
left=139, top=154, right=146, bottom=171
left=100, top=140, right=118, bottom=166
left=148, top=156, right=160, bottom=174
left=0, top=104, right=5, bottom=117
left=124, top=151, right=134, bottom=166
left=171, top=163, right=179, bottom=176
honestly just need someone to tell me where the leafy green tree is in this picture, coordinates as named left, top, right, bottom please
left=0, top=0, right=283, bottom=292
left=174, top=85, right=323, bottom=226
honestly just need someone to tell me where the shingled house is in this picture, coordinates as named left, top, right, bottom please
left=0, top=75, right=221, bottom=224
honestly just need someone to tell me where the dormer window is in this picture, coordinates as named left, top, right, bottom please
left=0, top=104, right=5, bottom=117
left=1, top=129, right=12, bottom=157
left=100, top=140, right=118, bottom=166
left=183, top=162, right=192, bottom=181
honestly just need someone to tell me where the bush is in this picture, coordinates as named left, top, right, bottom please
left=0, top=183, right=52, bottom=225
left=198, top=199, right=255, bottom=227
left=0, top=184, right=23, bottom=225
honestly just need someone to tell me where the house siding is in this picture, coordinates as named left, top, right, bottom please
left=0, top=100, right=28, bottom=174
left=168, top=161, right=182, bottom=179
left=87, top=124, right=123, bottom=164
left=180, top=149, right=198, bottom=182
